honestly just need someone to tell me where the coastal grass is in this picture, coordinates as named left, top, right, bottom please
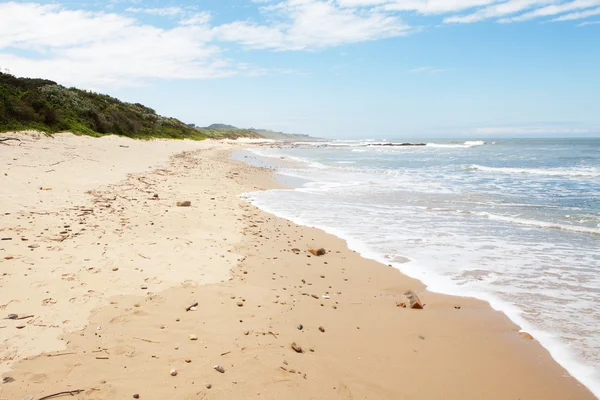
left=0, top=72, right=211, bottom=140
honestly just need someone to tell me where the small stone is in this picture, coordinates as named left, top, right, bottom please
left=237, top=301, right=244, bottom=307
left=308, top=248, right=326, bottom=256
left=2, top=376, right=15, bottom=383
left=170, top=369, right=178, bottom=376
left=189, top=334, right=198, bottom=341
left=7, top=314, right=18, bottom=320
left=153, top=194, right=159, bottom=198
left=133, top=394, right=140, bottom=399
left=214, top=365, right=225, bottom=373
left=297, top=324, right=303, bottom=330
left=28, top=244, right=40, bottom=249
left=519, top=332, right=534, bottom=340
left=291, top=342, right=303, bottom=353
left=244, top=330, right=250, bottom=335
left=319, top=326, right=325, bottom=333
left=140, top=285, right=148, bottom=290
left=185, top=359, right=192, bottom=363
left=112, top=267, right=119, bottom=271
left=176, top=201, right=191, bottom=207
left=206, top=384, right=212, bottom=389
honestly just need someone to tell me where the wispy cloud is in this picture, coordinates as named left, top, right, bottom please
left=214, top=0, right=411, bottom=51
left=499, top=0, right=600, bottom=23
left=125, top=6, right=184, bottom=16
left=552, top=5, right=600, bottom=20
left=409, top=66, right=446, bottom=73
left=1, top=0, right=599, bottom=89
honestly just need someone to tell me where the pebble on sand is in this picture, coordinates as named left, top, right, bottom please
left=308, top=248, right=326, bottom=256
left=291, top=342, right=303, bottom=353
left=170, top=369, right=178, bottom=376
left=214, top=365, right=225, bottom=373
left=519, top=332, right=534, bottom=340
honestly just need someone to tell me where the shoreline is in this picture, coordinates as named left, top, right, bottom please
left=240, top=144, right=600, bottom=397
left=0, top=133, right=595, bottom=399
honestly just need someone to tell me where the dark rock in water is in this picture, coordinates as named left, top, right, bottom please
left=371, top=143, right=426, bottom=147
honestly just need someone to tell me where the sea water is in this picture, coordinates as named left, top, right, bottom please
left=237, top=138, right=600, bottom=397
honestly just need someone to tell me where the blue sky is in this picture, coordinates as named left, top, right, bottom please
left=1, top=0, right=599, bottom=138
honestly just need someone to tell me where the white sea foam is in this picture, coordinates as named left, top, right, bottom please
left=426, top=140, right=485, bottom=148
left=471, top=164, right=600, bottom=177
left=476, top=212, right=600, bottom=235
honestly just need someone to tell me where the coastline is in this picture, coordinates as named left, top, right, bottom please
left=0, top=133, right=595, bottom=399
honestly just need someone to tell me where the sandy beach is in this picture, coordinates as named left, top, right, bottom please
left=0, top=132, right=595, bottom=400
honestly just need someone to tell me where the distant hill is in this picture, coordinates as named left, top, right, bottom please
left=0, top=72, right=203, bottom=139
left=250, top=128, right=314, bottom=140
left=206, top=123, right=239, bottom=130
left=199, top=123, right=317, bottom=141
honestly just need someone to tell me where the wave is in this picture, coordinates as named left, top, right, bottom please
left=477, top=212, right=600, bottom=235
left=470, top=165, right=600, bottom=177
left=426, top=140, right=485, bottom=148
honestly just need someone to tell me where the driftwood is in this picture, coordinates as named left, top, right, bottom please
left=38, top=389, right=84, bottom=400
left=0, top=137, right=21, bottom=145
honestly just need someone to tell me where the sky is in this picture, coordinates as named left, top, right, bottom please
left=0, top=0, right=599, bottom=138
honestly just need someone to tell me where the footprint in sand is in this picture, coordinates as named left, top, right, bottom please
left=42, top=298, right=57, bottom=306
left=61, top=273, right=78, bottom=281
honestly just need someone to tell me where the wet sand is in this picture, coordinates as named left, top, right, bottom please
left=0, top=132, right=595, bottom=399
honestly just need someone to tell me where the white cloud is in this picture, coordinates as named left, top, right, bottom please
left=0, top=0, right=597, bottom=90
left=444, top=0, right=555, bottom=24
left=499, top=0, right=600, bottom=22
left=0, top=2, right=236, bottom=87
left=383, top=0, right=501, bottom=15
left=409, top=66, right=445, bottom=73
left=552, top=5, right=600, bottom=19
left=214, top=0, right=411, bottom=51
left=125, top=6, right=184, bottom=16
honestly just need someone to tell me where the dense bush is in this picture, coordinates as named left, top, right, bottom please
left=0, top=72, right=205, bottom=139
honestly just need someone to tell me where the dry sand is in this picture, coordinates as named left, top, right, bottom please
left=0, top=132, right=595, bottom=399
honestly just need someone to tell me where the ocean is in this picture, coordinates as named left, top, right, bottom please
left=236, top=138, right=600, bottom=396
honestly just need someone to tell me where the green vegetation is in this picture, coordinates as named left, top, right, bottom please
left=0, top=72, right=205, bottom=139
left=0, top=72, right=317, bottom=141
left=197, top=128, right=262, bottom=139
